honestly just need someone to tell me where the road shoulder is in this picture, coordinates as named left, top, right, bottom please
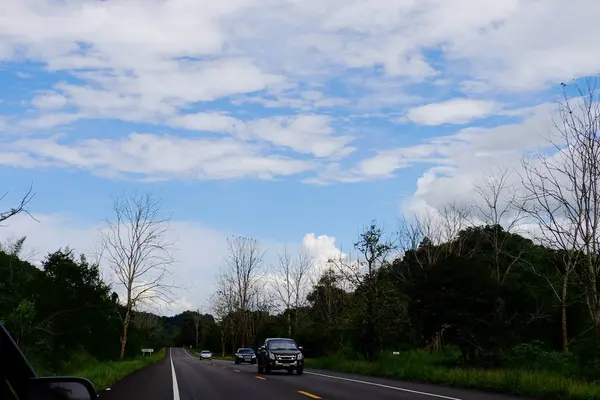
left=97, top=349, right=173, bottom=399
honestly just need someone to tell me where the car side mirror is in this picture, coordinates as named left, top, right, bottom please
left=298, top=346, right=303, bottom=351
left=28, top=376, right=97, bottom=400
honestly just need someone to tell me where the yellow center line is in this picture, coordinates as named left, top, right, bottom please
left=255, top=376, right=266, bottom=380
left=298, top=391, right=321, bottom=399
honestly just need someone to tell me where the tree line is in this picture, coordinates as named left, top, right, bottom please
left=206, top=82, right=600, bottom=376
left=0, top=81, right=599, bottom=378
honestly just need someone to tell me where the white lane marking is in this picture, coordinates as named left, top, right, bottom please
left=170, top=349, right=181, bottom=400
left=305, top=371, right=462, bottom=400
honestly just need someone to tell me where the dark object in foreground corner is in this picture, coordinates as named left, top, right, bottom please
left=1, top=321, right=97, bottom=400
left=27, top=377, right=97, bottom=400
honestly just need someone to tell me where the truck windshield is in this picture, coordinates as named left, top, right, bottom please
left=268, top=340, right=298, bottom=351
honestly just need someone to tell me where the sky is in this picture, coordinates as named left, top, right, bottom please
left=1, top=0, right=599, bottom=316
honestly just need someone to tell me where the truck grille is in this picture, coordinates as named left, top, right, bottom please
left=277, top=355, right=295, bottom=361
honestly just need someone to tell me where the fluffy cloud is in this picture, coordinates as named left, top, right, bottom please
left=5, top=134, right=317, bottom=181
left=403, top=98, right=499, bottom=126
left=1, top=0, right=600, bottom=261
left=302, top=233, right=347, bottom=270
left=0, top=213, right=344, bottom=316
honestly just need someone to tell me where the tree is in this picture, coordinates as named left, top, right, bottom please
left=223, top=236, right=265, bottom=347
left=100, top=192, right=175, bottom=359
left=473, top=167, right=528, bottom=283
left=398, top=202, right=470, bottom=272
left=211, top=271, right=238, bottom=356
left=330, top=220, right=396, bottom=359
left=306, top=267, right=349, bottom=354
left=273, top=246, right=313, bottom=336
left=520, top=81, right=600, bottom=352
left=0, top=236, right=27, bottom=286
left=192, top=308, right=202, bottom=349
left=0, top=186, right=35, bottom=225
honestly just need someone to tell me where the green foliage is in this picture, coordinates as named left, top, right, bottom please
left=62, top=349, right=166, bottom=391
left=4, top=218, right=600, bottom=399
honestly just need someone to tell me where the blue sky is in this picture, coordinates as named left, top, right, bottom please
left=1, top=0, right=599, bottom=314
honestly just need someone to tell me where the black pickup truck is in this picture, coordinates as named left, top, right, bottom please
left=256, top=337, right=304, bottom=375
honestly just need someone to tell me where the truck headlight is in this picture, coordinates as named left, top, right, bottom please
left=297, top=353, right=304, bottom=360
left=269, top=352, right=275, bottom=360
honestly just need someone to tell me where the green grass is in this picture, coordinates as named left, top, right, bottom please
left=305, top=350, right=600, bottom=400
left=62, top=349, right=166, bottom=391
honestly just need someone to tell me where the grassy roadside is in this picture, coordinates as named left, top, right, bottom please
left=305, top=352, right=600, bottom=400
left=62, top=349, right=166, bottom=391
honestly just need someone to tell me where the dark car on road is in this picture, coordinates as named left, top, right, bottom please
left=235, top=347, right=257, bottom=364
left=256, top=337, right=304, bottom=375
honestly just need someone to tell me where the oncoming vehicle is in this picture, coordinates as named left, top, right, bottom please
left=199, top=350, right=212, bottom=360
left=1, top=321, right=97, bottom=400
left=234, top=348, right=256, bottom=364
left=256, top=338, right=304, bottom=375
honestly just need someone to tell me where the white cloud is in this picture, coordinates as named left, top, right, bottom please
left=170, top=113, right=355, bottom=159
left=5, top=133, right=317, bottom=180
left=31, top=92, right=68, bottom=110
left=1, top=0, right=597, bottom=113
left=302, top=233, right=346, bottom=271
left=403, top=98, right=499, bottom=126
left=1, top=0, right=599, bottom=184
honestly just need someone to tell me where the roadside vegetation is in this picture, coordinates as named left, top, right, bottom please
left=61, top=350, right=166, bottom=391
left=307, top=348, right=600, bottom=400
left=2, top=82, right=600, bottom=399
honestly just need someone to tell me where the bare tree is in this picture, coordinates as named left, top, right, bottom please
left=223, top=236, right=265, bottom=347
left=520, top=81, right=600, bottom=352
left=273, top=247, right=294, bottom=336
left=273, top=246, right=314, bottom=336
left=100, top=192, right=175, bottom=359
left=192, top=308, right=202, bottom=349
left=0, top=185, right=35, bottom=225
left=473, top=167, right=528, bottom=283
left=211, top=273, right=237, bottom=357
left=397, top=202, right=470, bottom=270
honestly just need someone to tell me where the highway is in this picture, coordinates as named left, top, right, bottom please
left=99, top=348, right=530, bottom=400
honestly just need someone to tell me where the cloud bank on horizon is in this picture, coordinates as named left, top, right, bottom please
left=1, top=0, right=599, bottom=315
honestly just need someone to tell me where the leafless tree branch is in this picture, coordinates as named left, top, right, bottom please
left=99, top=191, right=176, bottom=359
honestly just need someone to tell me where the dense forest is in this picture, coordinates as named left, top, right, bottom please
left=2, top=211, right=600, bottom=380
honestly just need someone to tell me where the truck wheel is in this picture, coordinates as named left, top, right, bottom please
left=296, top=368, right=304, bottom=375
left=235, top=358, right=239, bottom=364
left=258, top=363, right=264, bottom=373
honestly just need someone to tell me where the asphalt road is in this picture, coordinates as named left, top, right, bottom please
left=99, top=348, right=532, bottom=400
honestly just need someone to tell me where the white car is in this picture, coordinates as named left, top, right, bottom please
left=199, top=350, right=212, bottom=360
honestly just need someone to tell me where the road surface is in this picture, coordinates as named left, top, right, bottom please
left=99, top=348, right=531, bottom=400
